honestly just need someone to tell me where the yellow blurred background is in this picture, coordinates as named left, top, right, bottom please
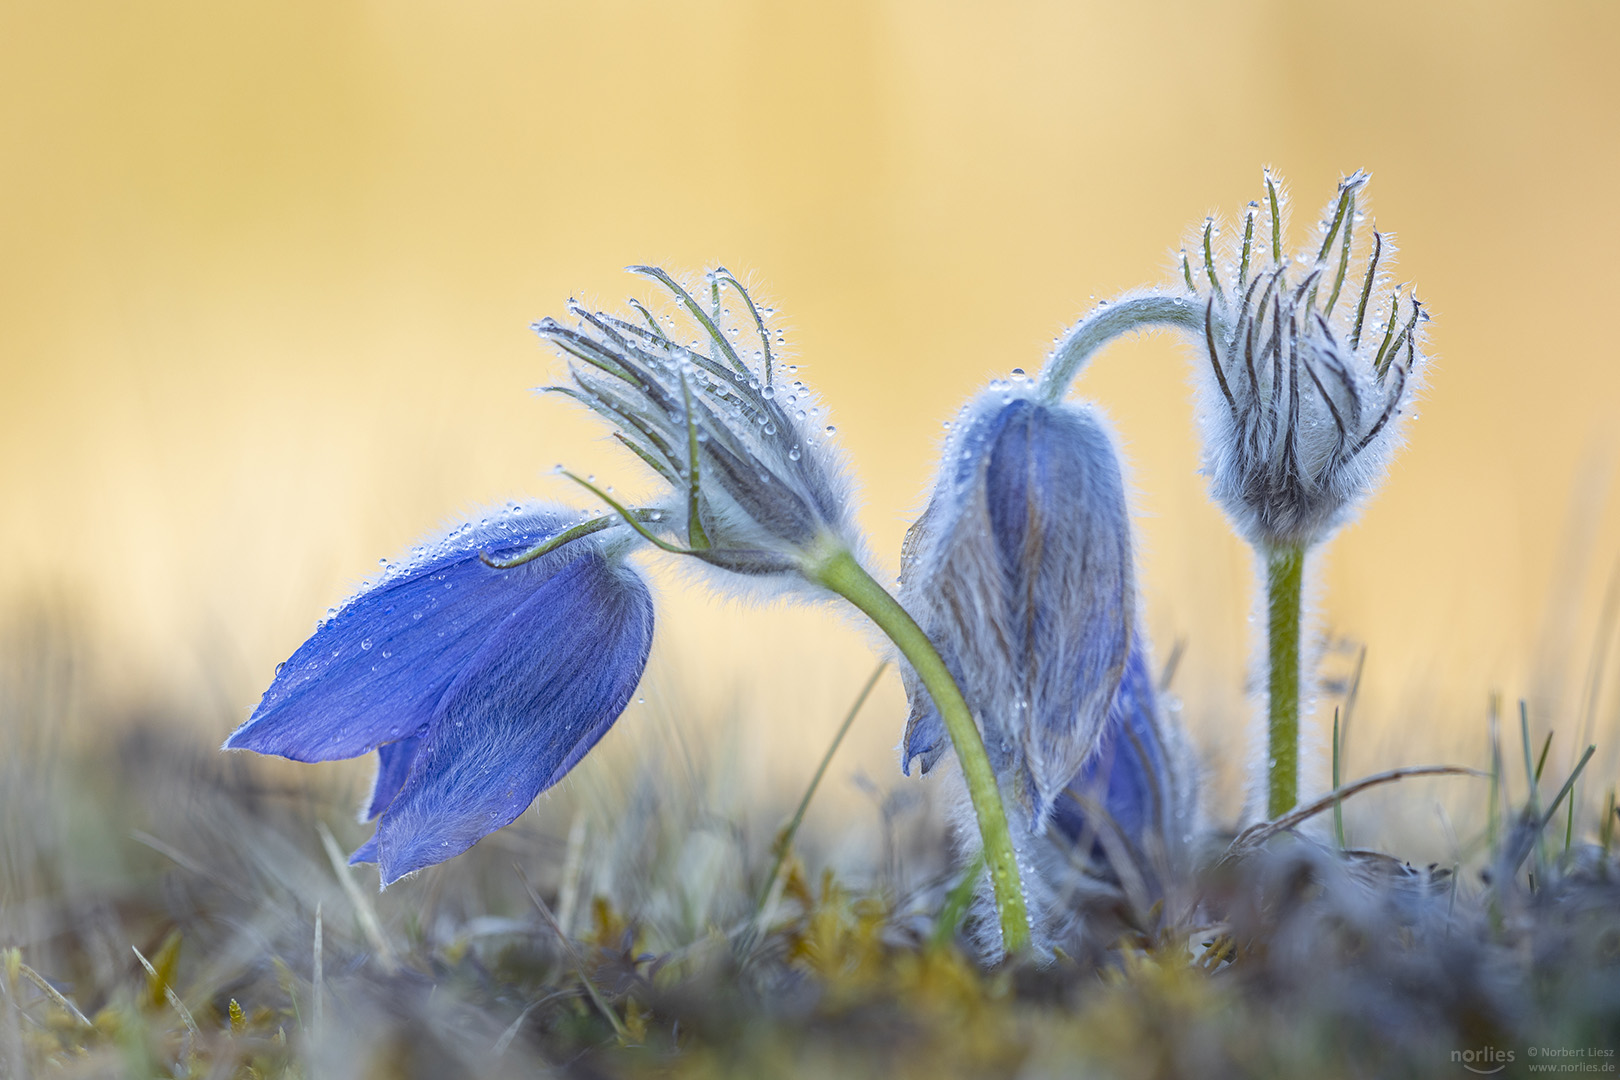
left=3, top=1, right=1618, bottom=832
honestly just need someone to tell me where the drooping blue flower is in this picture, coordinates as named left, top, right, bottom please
left=1047, top=644, right=1179, bottom=858
left=901, top=383, right=1198, bottom=946
left=899, top=385, right=1136, bottom=825
left=224, top=502, right=655, bottom=885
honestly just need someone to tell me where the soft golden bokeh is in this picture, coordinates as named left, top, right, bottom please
left=3, top=1, right=1618, bottom=831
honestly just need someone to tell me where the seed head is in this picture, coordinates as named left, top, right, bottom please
left=1183, top=170, right=1428, bottom=547
left=533, top=267, right=861, bottom=579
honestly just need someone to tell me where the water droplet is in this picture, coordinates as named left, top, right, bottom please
left=825, top=425, right=836, bottom=436
left=788, top=447, right=801, bottom=461
left=360, top=639, right=373, bottom=651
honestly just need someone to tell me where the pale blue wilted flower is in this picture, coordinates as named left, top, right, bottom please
left=224, top=503, right=654, bottom=885
left=1183, top=169, right=1428, bottom=547
left=900, top=382, right=1196, bottom=944
left=532, top=266, right=863, bottom=582
left=900, top=385, right=1132, bottom=821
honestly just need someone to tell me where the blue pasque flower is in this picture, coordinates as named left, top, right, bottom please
left=900, top=384, right=1137, bottom=824
left=1047, top=645, right=1186, bottom=861
left=900, top=381, right=1196, bottom=943
left=224, top=502, right=654, bottom=885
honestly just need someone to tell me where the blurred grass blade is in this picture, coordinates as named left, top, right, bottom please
left=1332, top=708, right=1345, bottom=849
left=131, top=944, right=198, bottom=1037
left=1540, top=746, right=1595, bottom=832
left=1226, top=764, right=1485, bottom=857
left=516, top=866, right=629, bottom=1042
left=317, top=822, right=397, bottom=972
left=931, top=853, right=987, bottom=949
left=311, top=903, right=324, bottom=1043
left=755, top=661, right=888, bottom=922
left=16, top=959, right=92, bottom=1027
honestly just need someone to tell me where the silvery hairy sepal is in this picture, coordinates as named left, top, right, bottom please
left=532, top=266, right=862, bottom=580
left=224, top=503, right=655, bottom=885
left=1184, top=169, right=1428, bottom=547
left=900, top=381, right=1135, bottom=826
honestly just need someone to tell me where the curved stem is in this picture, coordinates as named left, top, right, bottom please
left=807, top=545, right=1031, bottom=954
left=1037, top=294, right=1210, bottom=404
left=1265, top=542, right=1306, bottom=817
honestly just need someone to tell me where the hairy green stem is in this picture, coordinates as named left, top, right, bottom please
left=1037, top=295, right=1210, bottom=405
left=807, top=545, right=1031, bottom=953
left=1266, top=542, right=1306, bottom=818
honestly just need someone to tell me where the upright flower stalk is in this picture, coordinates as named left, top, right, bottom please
left=533, top=268, right=1031, bottom=952
left=1036, top=169, right=1427, bottom=819
left=1265, top=543, right=1305, bottom=816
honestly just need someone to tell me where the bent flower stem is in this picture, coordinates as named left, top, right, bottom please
left=805, top=542, right=1032, bottom=954
left=540, top=268, right=1032, bottom=954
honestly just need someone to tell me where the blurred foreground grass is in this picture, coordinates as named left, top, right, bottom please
left=4, top=614, right=1620, bottom=1080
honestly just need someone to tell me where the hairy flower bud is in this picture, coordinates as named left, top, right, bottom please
left=534, top=267, right=861, bottom=580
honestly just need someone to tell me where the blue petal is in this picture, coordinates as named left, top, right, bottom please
left=224, top=504, right=585, bottom=763
left=347, top=834, right=379, bottom=866
left=363, top=736, right=422, bottom=822
left=899, top=393, right=1134, bottom=816
left=1050, top=647, right=1172, bottom=851
left=989, top=400, right=1133, bottom=816
left=372, top=552, right=654, bottom=884
left=901, top=701, right=947, bottom=777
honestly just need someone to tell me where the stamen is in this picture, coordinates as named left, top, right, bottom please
left=612, top=432, right=679, bottom=484
left=627, top=298, right=667, bottom=338
left=1266, top=171, right=1283, bottom=263
left=1371, top=285, right=1404, bottom=378
left=1380, top=298, right=1423, bottom=380
left=678, top=365, right=712, bottom=550
left=1239, top=205, right=1257, bottom=288
left=1205, top=297, right=1238, bottom=415
left=1348, top=352, right=1408, bottom=457
left=1302, top=352, right=1349, bottom=475
left=628, top=266, right=748, bottom=376
left=1203, top=219, right=1224, bottom=301
left=1323, top=190, right=1356, bottom=317
left=715, top=270, right=775, bottom=389
left=1315, top=175, right=1359, bottom=264
left=1350, top=230, right=1383, bottom=351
